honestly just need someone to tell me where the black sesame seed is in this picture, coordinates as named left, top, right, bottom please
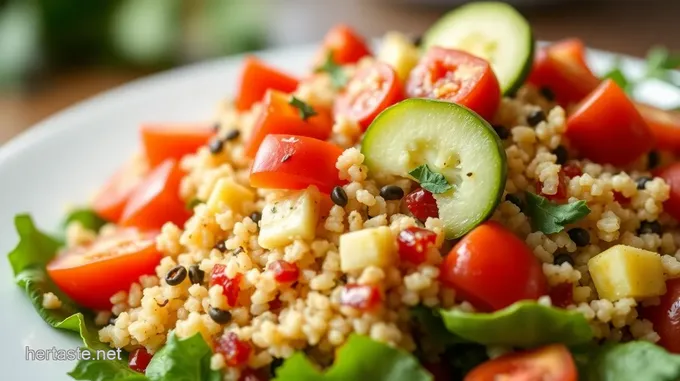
left=331, top=186, right=348, bottom=207
left=208, top=307, right=232, bottom=324
left=250, top=211, right=262, bottom=224
left=412, top=35, right=422, bottom=47
left=493, top=124, right=510, bottom=140
left=553, top=253, right=575, bottom=267
left=208, top=138, right=224, bottom=155
left=188, top=265, right=205, bottom=284
left=380, top=185, right=405, bottom=201
left=225, top=129, right=240, bottom=141
left=648, top=151, right=660, bottom=170
left=165, top=265, right=187, bottom=286
left=539, top=87, right=555, bottom=101
left=552, top=145, right=568, bottom=165
left=638, top=220, right=662, bottom=235
left=214, top=240, right=227, bottom=252
left=526, top=109, right=546, bottom=127
left=636, top=176, right=652, bottom=190
left=233, top=246, right=244, bottom=255
left=567, top=227, right=590, bottom=247
left=505, top=193, right=523, bottom=209
left=156, top=299, right=169, bottom=307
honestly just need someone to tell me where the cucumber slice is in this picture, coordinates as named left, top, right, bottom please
left=422, top=1, right=533, bottom=95
left=361, top=99, right=506, bottom=239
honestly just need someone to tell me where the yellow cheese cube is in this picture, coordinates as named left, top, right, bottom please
left=206, top=178, right=255, bottom=215
left=588, top=244, right=666, bottom=301
left=258, top=187, right=320, bottom=249
left=377, top=32, right=420, bottom=82
left=339, top=226, right=396, bottom=272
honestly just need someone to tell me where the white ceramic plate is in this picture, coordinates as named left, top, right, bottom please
left=0, top=44, right=677, bottom=381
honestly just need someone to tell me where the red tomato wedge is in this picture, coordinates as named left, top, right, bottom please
left=250, top=135, right=344, bottom=194
left=244, top=90, right=333, bottom=157
left=566, top=79, right=654, bottom=166
left=465, top=344, right=577, bottom=381
left=440, top=221, right=548, bottom=312
left=235, top=57, right=299, bottom=111
left=528, top=39, right=600, bottom=105
left=641, top=278, right=680, bottom=353
left=320, top=24, right=371, bottom=65
left=92, top=159, right=147, bottom=223
left=636, top=103, right=680, bottom=152
left=141, top=123, right=214, bottom=168
left=334, top=61, right=403, bottom=130
left=120, top=159, right=190, bottom=230
left=654, top=163, right=680, bottom=221
left=47, top=228, right=161, bottom=310
left=406, top=47, right=501, bottom=121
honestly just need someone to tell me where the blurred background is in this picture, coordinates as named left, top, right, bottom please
left=0, top=0, right=678, bottom=145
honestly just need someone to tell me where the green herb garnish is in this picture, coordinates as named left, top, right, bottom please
left=408, top=164, right=453, bottom=194
left=288, top=96, right=318, bottom=120
left=315, top=52, right=349, bottom=89
left=525, top=192, right=590, bottom=234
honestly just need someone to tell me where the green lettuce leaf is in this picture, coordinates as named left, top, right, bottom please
left=579, top=341, right=680, bottom=381
left=274, top=334, right=432, bottom=381
left=64, top=208, right=108, bottom=232
left=411, top=306, right=460, bottom=359
left=439, top=302, right=593, bottom=348
left=69, top=355, right=146, bottom=381
left=145, top=332, right=221, bottom=381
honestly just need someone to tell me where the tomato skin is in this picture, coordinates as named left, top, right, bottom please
left=250, top=134, right=345, bottom=194
left=92, top=160, right=146, bottom=223
left=46, top=229, right=161, bottom=310
left=244, top=90, right=333, bottom=157
left=214, top=332, right=252, bottom=367
left=404, top=188, right=439, bottom=222
left=641, top=278, right=680, bottom=353
left=334, top=61, right=403, bottom=130
left=465, top=344, right=577, bottom=381
left=128, top=347, right=153, bottom=373
left=320, top=24, right=371, bottom=65
left=397, top=227, right=437, bottom=264
left=528, top=39, right=600, bottom=105
left=235, top=57, right=299, bottom=111
left=120, top=159, right=191, bottom=230
left=406, top=47, right=501, bottom=121
left=440, top=222, right=548, bottom=312
left=655, top=163, right=680, bottom=222
left=566, top=79, right=654, bottom=166
left=549, top=283, right=574, bottom=309
left=339, top=284, right=382, bottom=311
left=636, top=103, right=680, bottom=152
left=140, top=123, right=214, bottom=168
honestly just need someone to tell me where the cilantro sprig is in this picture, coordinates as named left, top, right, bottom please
left=408, top=164, right=453, bottom=194
left=288, top=96, right=317, bottom=120
left=603, top=46, right=680, bottom=99
left=525, top=192, right=590, bottom=234
left=315, top=51, right=350, bottom=89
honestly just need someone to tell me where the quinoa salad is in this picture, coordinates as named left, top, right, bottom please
left=8, top=2, right=680, bottom=381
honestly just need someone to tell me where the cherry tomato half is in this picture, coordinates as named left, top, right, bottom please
left=636, top=103, right=680, bottom=153
left=641, top=278, right=680, bottom=353
left=244, top=90, right=333, bottom=157
left=250, top=134, right=345, bottom=194
left=141, top=123, right=214, bottom=168
left=334, top=61, right=403, bottom=130
left=407, top=47, right=501, bottom=121
left=566, top=79, right=654, bottom=166
left=440, top=221, right=548, bottom=312
left=92, top=159, right=146, bottom=223
left=235, top=57, right=299, bottom=111
left=655, top=163, right=680, bottom=222
left=465, top=344, right=577, bottom=381
left=528, top=39, right=600, bottom=105
left=319, top=24, right=371, bottom=65
left=47, top=228, right=161, bottom=310
left=120, top=159, right=190, bottom=230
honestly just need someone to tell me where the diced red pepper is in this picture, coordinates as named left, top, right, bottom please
left=215, top=332, right=252, bottom=367
left=562, top=163, right=583, bottom=178
left=549, top=283, right=574, bottom=309
left=613, top=191, right=630, bottom=205
left=239, top=368, right=269, bottom=381
left=404, top=188, right=439, bottom=221
left=536, top=172, right=568, bottom=202
left=268, top=260, right=300, bottom=283
left=211, top=264, right=242, bottom=306
left=339, top=284, right=382, bottom=311
left=128, top=347, right=153, bottom=373
left=397, top=227, right=437, bottom=265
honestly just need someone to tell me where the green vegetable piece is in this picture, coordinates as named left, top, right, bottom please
left=185, top=198, right=203, bottom=211
left=274, top=334, right=432, bottom=381
left=315, top=52, right=349, bottom=89
left=438, top=301, right=593, bottom=348
left=145, top=333, right=221, bottom=381
left=68, top=356, right=145, bottom=381
left=525, top=192, right=590, bottom=234
left=411, top=306, right=460, bottom=358
left=289, top=96, right=318, bottom=121
left=408, top=164, right=453, bottom=194
left=602, top=67, right=630, bottom=93
left=64, top=208, right=108, bottom=232
left=579, top=341, right=680, bottom=381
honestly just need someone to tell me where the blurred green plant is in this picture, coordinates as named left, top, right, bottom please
left=0, top=0, right=266, bottom=90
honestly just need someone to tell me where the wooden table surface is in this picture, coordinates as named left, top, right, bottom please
left=0, top=0, right=678, bottom=145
